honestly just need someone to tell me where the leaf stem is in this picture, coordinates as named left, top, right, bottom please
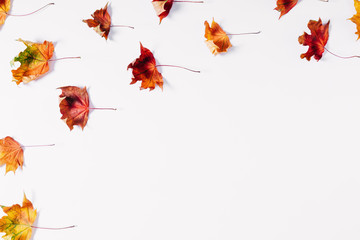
left=6, top=3, right=54, bottom=17
left=173, top=1, right=204, bottom=3
left=48, top=57, right=81, bottom=62
left=227, top=31, right=261, bottom=36
left=88, top=108, right=117, bottom=110
left=110, top=25, right=134, bottom=29
left=155, top=65, right=200, bottom=73
left=31, top=225, right=76, bottom=230
left=324, top=47, right=360, bottom=59
left=21, top=144, right=55, bottom=148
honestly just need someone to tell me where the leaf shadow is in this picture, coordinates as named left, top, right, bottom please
left=30, top=205, right=40, bottom=240
left=155, top=57, right=173, bottom=91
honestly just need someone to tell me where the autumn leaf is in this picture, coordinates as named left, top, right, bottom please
left=0, top=194, right=37, bottom=240
left=0, top=136, right=23, bottom=174
left=83, top=3, right=111, bottom=39
left=350, top=0, right=360, bottom=40
left=152, top=0, right=173, bottom=23
left=298, top=18, right=329, bottom=61
left=204, top=19, right=232, bottom=55
left=127, top=43, right=163, bottom=91
left=11, top=39, right=54, bottom=85
left=58, top=86, right=90, bottom=131
left=152, top=0, right=203, bottom=23
left=274, top=0, right=298, bottom=19
left=0, top=0, right=10, bottom=25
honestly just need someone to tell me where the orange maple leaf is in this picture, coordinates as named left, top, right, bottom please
left=11, top=38, right=54, bottom=85
left=0, top=194, right=36, bottom=240
left=0, top=0, right=10, bottom=25
left=152, top=0, right=173, bottom=23
left=204, top=19, right=232, bottom=55
left=0, top=136, right=23, bottom=174
left=298, top=18, right=329, bottom=61
left=127, top=43, right=163, bottom=91
left=274, top=0, right=298, bottom=19
left=83, top=3, right=111, bottom=40
left=350, top=0, right=360, bottom=40
left=58, top=86, right=90, bottom=131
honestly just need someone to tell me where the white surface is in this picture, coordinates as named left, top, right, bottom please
left=1, top=0, right=360, bottom=239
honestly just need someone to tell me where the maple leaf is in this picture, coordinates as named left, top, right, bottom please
left=11, top=39, right=54, bottom=85
left=350, top=0, right=360, bottom=40
left=83, top=3, right=111, bottom=40
left=0, top=194, right=37, bottom=240
left=127, top=43, right=163, bottom=91
left=58, top=86, right=90, bottom=131
left=0, top=136, right=23, bottom=174
left=298, top=18, right=330, bottom=61
left=152, top=0, right=174, bottom=23
left=204, top=19, right=232, bottom=55
left=274, top=0, right=298, bottom=19
left=0, top=0, right=10, bottom=25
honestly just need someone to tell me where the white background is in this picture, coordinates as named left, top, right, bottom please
left=1, top=0, right=360, bottom=239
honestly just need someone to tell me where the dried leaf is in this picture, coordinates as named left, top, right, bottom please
left=152, top=0, right=173, bottom=23
left=83, top=3, right=111, bottom=40
left=58, top=86, right=89, bottom=131
left=350, top=0, right=360, bottom=40
left=274, top=0, right=298, bottom=19
left=0, top=136, right=23, bottom=174
left=204, top=19, right=232, bottom=55
left=0, top=0, right=10, bottom=25
left=0, top=194, right=37, bottom=240
left=127, top=43, right=163, bottom=91
left=298, top=18, right=329, bottom=61
left=11, top=38, right=54, bottom=85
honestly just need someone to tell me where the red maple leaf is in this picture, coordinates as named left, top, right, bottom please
left=298, top=18, right=330, bottom=61
left=274, top=0, right=298, bottom=19
left=58, top=86, right=89, bottom=130
left=127, top=43, right=163, bottom=91
left=152, top=0, right=174, bottom=23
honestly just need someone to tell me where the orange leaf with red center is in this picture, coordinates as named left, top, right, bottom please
left=204, top=19, right=232, bottom=55
left=83, top=3, right=111, bottom=39
left=0, top=0, right=10, bottom=25
left=0, top=136, right=23, bottom=174
left=274, top=0, right=298, bottom=19
left=58, top=86, right=89, bottom=130
left=0, top=194, right=37, bottom=240
left=298, top=18, right=329, bottom=61
left=152, top=0, right=173, bottom=23
left=11, top=39, right=54, bottom=85
left=127, top=43, right=163, bottom=91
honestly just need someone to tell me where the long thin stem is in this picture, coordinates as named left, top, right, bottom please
left=22, top=144, right=55, bottom=148
left=319, top=0, right=328, bottom=2
left=110, top=25, right=134, bottom=29
left=6, top=3, right=54, bottom=17
left=324, top=47, right=360, bottom=59
left=48, top=57, right=81, bottom=62
left=173, top=1, right=204, bottom=3
left=31, top=225, right=76, bottom=230
left=227, top=31, right=261, bottom=36
left=155, top=65, right=200, bottom=73
left=88, top=107, right=117, bottom=110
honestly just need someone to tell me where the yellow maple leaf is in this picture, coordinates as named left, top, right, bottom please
left=0, top=194, right=37, bottom=240
left=350, top=0, right=360, bottom=40
left=0, top=136, right=23, bottom=174
left=0, top=0, right=11, bottom=26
